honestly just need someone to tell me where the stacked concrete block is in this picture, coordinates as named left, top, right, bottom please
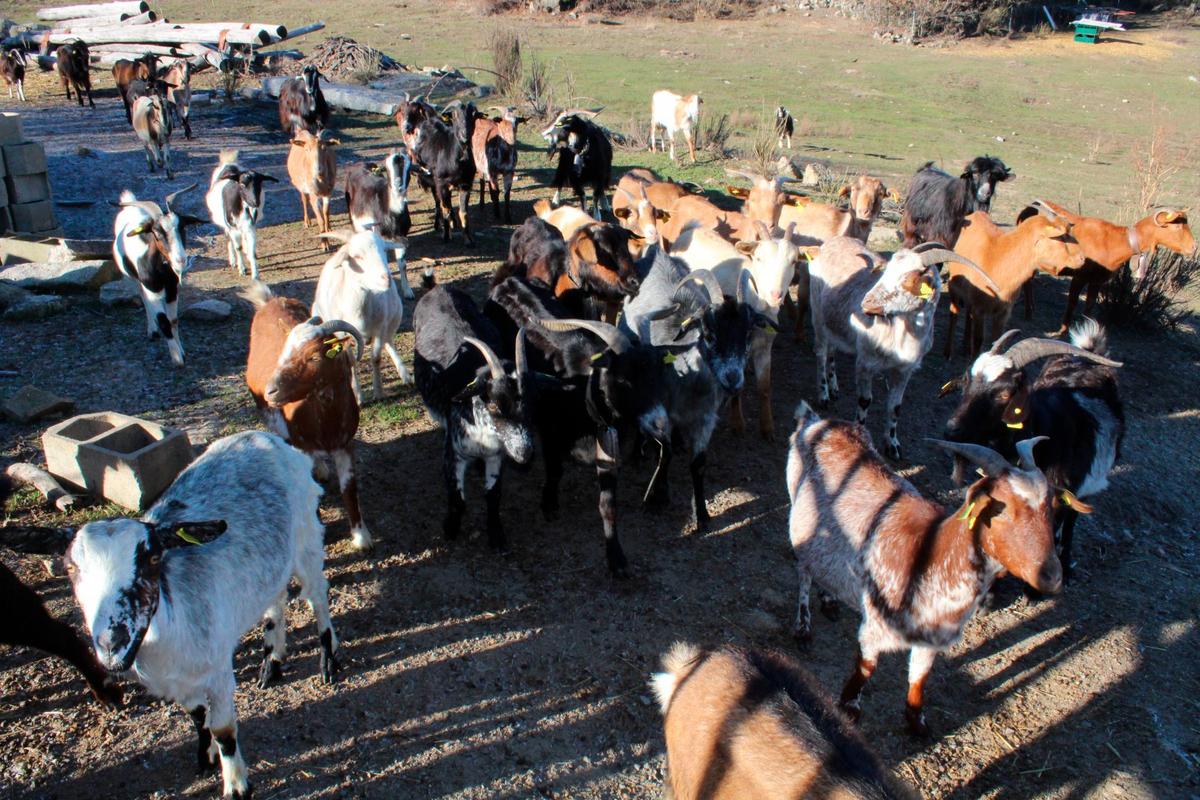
left=0, top=113, right=60, bottom=236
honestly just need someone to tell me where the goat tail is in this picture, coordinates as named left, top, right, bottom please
left=217, top=148, right=239, bottom=166
left=118, top=189, right=137, bottom=204
left=1069, top=317, right=1109, bottom=356
left=651, top=641, right=702, bottom=715
left=533, top=198, right=553, bottom=218
left=240, top=280, right=274, bottom=309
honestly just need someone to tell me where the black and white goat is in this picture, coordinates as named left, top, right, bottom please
left=775, top=105, right=794, bottom=149
left=344, top=150, right=417, bottom=298
left=620, top=246, right=762, bottom=529
left=413, top=287, right=534, bottom=550
left=277, top=64, right=330, bottom=135
left=900, top=156, right=1013, bottom=249
left=2, top=48, right=27, bottom=102
left=541, top=110, right=612, bottom=218
left=111, top=185, right=203, bottom=366
left=943, top=319, right=1124, bottom=582
left=205, top=150, right=277, bottom=281
left=65, top=430, right=340, bottom=800
left=401, top=99, right=477, bottom=244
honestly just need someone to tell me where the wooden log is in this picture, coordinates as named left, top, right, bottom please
left=52, top=9, right=156, bottom=28
left=5, top=462, right=76, bottom=511
left=88, top=42, right=191, bottom=56
left=37, top=1, right=149, bottom=21
left=261, top=76, right=403, bottom=116
left=42, top=22, right=282, bottom=46
left=273, top=21, right=324, bottom=43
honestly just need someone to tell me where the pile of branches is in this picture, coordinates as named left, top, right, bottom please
left=285, top=36, right=406, bottom=79
left=1100, top=248, right=1200, bottom=330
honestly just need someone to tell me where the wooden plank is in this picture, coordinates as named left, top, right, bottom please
left=37, top=1, right=148, bottom=21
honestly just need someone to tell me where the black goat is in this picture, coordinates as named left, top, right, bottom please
left=943, top=319, right=1124, bottom=583
left=413, top=287, right=534, bottom=550
left=900, top=156, right=1013, bottom=249
left=403, top=99, right=477, bottom=244
left=278, top=64, right=330, bottom=135
left=486, top=277, right=669, bottom=576
left=345, top=151, right=416, bottom=298
left=493, top=216, right=569, bottom=291
left=541, top=111, right=613, bottom=218
left=775, top=106, right=794, bottom=149
left=55, top=41, right=94, bottom=108
left=2, top=48, right=28, bottom=102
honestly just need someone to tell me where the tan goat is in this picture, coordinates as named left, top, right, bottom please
left=287, top=129, right=339, bottom=250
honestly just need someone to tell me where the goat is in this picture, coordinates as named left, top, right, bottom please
left=471, top=105, right=524, bottom=223
left=403, top=99, right=477, bottom=244
left=900, top=156, right=1013, bottom=249
left=413, top=287, right=534, bottom=549
left=1016, top=202, right=1195, bottom=333
left=779, top=175, right=890, bottom=245
left=244, top=282, right=374, bottom=551
left=541, top=110, right=612, bottom=218
left=111, top=185, right=203, bottom=366
left=344, top=152, right=415, bottom=298
left=312, top=228, right=411, bottom=401
left=160, top=59, right=193, bottom=139
left=112, top=53, right=156, bottom=123
left=66, top=430, right=340, bottom=800
left=653, top=642, right=915, bottom=800
left=286, top=129, right=339, bottom=250
left=55, top=41, right=94, bottom=108
left=131, top=91, right=175, bottom=178
left=277, top=64, right=330, bottom=135
left=808, top=239, right=997, bottom=460
left=650, top=90, right=702, bottom=163
left=205, top=149, right=277, bottom=281
left=775, top=106, right=794, bottom=149
left=621, top=249, right=761, bottom=528
left=943, top=321, right=1124, bottom=583
left=945, top=207, right=1085, bottom=358
left=486, top=277, right=669, bottom=576
left=670, top=220, right=799, bottom=439
left=494, top=217, right=570, bottom=291
left=612, top=175, right=679, bottom=251
left=1, top=48, right=27, bottom=102
left=787, top=403, right=1062, bottom=736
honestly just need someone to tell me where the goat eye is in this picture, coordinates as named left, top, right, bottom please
left=149, top=554, right=161, bottom=566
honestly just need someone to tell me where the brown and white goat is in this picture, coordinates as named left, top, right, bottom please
left=287, top=129, right=339, bottom=250
left=777, top=175, right=890, bottom=244
left=471, top=106, right=523, bottom=223
left=946, top=208, right=1085, bottom=358
left=611, top=180, right=671, bottom=252
left=131, top=92, right=174, bottom=178
left=787, top=403, right=1061, bottom=736
left=650, top=89, right=702, bottom=163
left=1018, top=201, right=1195, bottom=333
left=244, top=282, right=374, bottom=551
left=1, top=49, right=27, bottom=102
left=653, top=642, right=914, bottom=800
left=724, top=167, right=807, bottom=230
left=161, top=59, right=193, bottom=139
left=112, top=53, right=156, bottom=123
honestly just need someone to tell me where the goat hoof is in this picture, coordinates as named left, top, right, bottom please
left=231, top=783, right=254, bottom=800
left=905, top=707, right=931, bottom=738
left=91, top=678, right=124, bottom=708
left=258, top=659, right=283, bottom=689
left=320, top=650, right=341, bottom=684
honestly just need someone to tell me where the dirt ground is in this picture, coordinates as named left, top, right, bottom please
left=1, top=57, right=1199, bottom=800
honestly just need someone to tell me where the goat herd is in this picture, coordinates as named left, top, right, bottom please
left=1, top=49, right=1198, bottom=799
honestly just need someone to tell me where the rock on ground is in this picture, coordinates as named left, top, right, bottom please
left=182, top=299, right=232, bottom=321
left=99, top=279, right=142, bottom=307
left=0, top=260, right=117, bottom=291
left=2, top=384, right=75, bottom=424
left=2, top=294, right=70, bottom=320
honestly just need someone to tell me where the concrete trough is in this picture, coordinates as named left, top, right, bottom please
left=43, top=411, right=193, bottom=511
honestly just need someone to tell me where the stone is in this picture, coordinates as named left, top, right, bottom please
left=0, top=235, right=112, bottom=264
left=43, top=412, right=193, bottom=511
left=8, top=200, right=57, bottom=233
left=0, top=112, right=21, bottom=146
left=3, top=385, right=74, bottom=423
left=182, top=298, right=232, bottom=321
left=0, top=259, right=117, bottom=291
left=2, top=142, right=48, bottom=176
left=99, top=279, right=141, bottom=307
left=2, top=293, right=69, bottom=320
left=802, top=162, right=822, bottom=187
left=4, top=173, right=50, bottom=204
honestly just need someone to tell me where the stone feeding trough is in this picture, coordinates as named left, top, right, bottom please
left=43, top=411, right=193, bottom=511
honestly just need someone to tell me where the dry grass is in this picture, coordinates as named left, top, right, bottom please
left=1131, top=123, right=1186, bottom=213
left=490, top=29, right=524, bottom=98
left=1101, top=249, right=1200, bottom=330
left=697, top=112, right=733, bottom=159
left=742, top=113, right=777, bottom=176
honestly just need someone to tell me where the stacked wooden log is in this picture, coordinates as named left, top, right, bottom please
left=2, top=1, right=324, bottom=72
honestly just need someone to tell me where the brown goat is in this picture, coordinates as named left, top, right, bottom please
left=112, top=53, right=157, bottom=123
left=654, top=642, right=914, bottom=800
left=55, top=41, right=94, bottom=108
left=945, top=209, right=1085, bottom=358
left=287, top=129, right=339, bottom=250
left=1019, top=201, right=1195, bottom=333
left=243, top=283, right=374, bottom=551
left=471, top=106, right=523, bottom=223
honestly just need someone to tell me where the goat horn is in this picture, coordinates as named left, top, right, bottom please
left=537, top=318, right=630, bottom=355
left=563, top=107, right=603, bottom=118
left=988, top=329, right=1024, bottom=355
left=1014, top=436, right=1047, bottom=472
left=1001, top=338, right=1123, bottom=371
left=163, top=182, right=197, bottom=213
left=737, top=267, right=757, bottom=305
left=673, top=269, right=724, bottom=310
left=918, top=248, right=1002, bottom=296
left=317, top=320, right=365, bottom=361
left=514, top=327, right=528, bottom=380
left=928, top=439, right=1012, bottom=478
left=462, top=336, right=505, bottom=381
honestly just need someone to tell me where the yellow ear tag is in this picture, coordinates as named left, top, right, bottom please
left=175, top=528, right=202, bottom=545
left=663, top=353, right=677, bottom=365
left=976, top=467, right=986, bottom=477
left=1005, top=421, right=1024, bottom=429
left=324, top=342, right=343, bottom=359
left=590, top=352, right=604, bottom=362
left=967, top=513, right=979, bottom=529
left=958, top=501, right=976, bottom=522
left=919, top=283, right=934, bottom=299
left=941, top=380, right=954, bottom=393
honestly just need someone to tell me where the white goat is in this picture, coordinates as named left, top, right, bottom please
left=205, top=150, right=277, bottom=281
left=65, top=430, right=340, bottom=800
left=312, top=228, right=412, bottom=400
left=808, top=238, right=998, bottom=460
left=650, top=90, right=702, bottom=163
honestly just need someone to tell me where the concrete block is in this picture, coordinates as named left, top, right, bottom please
left=0, top=113, right=22, bottom=146
left=43, top=412, right=194, bottom=511
left=9, top=200, right=57, bottom=233
left=0, top=259, right=117, bottom=291
left=3, top=385, right=75, bottom=423
left=2, top=293, right=70, bottom=320
left=2, top=142, right=48, bottom=176
left=0, top=179, right=7, bottom=207
left=5, top=173, right=50, bottom=204
left=0, top=235, right=112, bottom=264
left=0, top=207, right=9, bottom=235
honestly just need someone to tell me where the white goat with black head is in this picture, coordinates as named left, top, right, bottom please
left=112, top=184, right=203, bottom=366
left=312, top=228, right=411, bottom=401
left=205, top=149, right=278, bottom=281
left=345, top=150, right=416, bottom=299
left=65, top=430, right=340, bottom=800
left=808, top=238, right=999, bottom=460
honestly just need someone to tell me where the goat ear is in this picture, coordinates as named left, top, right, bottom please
left=654, top=208, right=671, bottom=221
left=156, top=520, right=228, bottom=548
left=612, top=207, right=632, bottom=220
left=734, top=240, right=757, bottom=257
left=125, top=220, right=154, bottom=237
left=958, top=489, right=997, bottom=531
left=1000, top=382, right=1031, bottom=429
left=573, top=231, right=599, bottom=266
left=838, top=185, right=851, bottom=199
left=783, top=193, right=808, bottom=207
left=1002, top=168, right=1015, bottom=181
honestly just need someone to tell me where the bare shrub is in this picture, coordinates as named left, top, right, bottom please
left=614, top=116, right=651, bottom=152
left=828, top=0, right=1018, bottom=38
left=1131, top=124, right=1184, bottom=213
left=479, top=0, right=525, bottom=13
left=698, top=112, right=733, bottom=160
left=1100, top=249, right=1200, bottom=330
left=490, top=29, right=523, bottom=97
left=219, top=63, right=242, bottom=100
left=743, top=115, right=776, bottom=176
left=523, top=54, right=553, bottom=120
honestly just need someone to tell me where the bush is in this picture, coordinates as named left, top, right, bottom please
left=489, top=29, right=523, bottom=98
left=1099, top=248, right=1200, bottom=330
left=697, top=112, right=733, bottom=159
left=523, top=54, right=553, bottom=121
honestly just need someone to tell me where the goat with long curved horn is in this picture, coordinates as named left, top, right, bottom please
left=317, top=319, right=365, bottom=361
left=1001, top=337, right=1123, bottom=370
left=538, top=318, right=631, bottom=355
left=928, top=439, right=1013, bottom=477
left=916, top=247, right=1002, bottom=296
left=463, top=336, right=506, bottom=380
left=1014, top=436, right=1047, bottom=472
left=164, top=182, right=197, bottom=212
